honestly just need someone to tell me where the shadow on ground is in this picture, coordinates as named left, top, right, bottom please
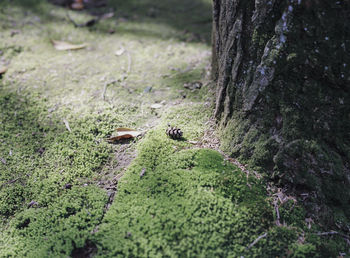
left=2, top=0, right=212, bottom=44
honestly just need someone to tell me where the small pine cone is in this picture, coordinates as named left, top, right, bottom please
left=166, top=124, right=183, bottom=139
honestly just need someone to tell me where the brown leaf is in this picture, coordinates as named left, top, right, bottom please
left=0, top=66, right=8, bottom=75
left=71, top=1, right=84, bottom=10
left=51, top=40, right=87, bottom=51
left=107, top=128, right=142, bottom=142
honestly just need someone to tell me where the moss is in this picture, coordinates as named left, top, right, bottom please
left=92, top=118, right=274, bottom=257
left=278, top=200, right=306, bottom=228
left=0, top=0, right=214, bottom=255
left=0, top=186, right=107, bottom=257
left=0, top=92, right=111, bottom=255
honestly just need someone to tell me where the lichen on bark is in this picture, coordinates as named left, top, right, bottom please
left=213, top=0, right=350, bottom=226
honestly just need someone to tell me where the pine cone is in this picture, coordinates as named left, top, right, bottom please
left=166, top=124, right=183, bottom=139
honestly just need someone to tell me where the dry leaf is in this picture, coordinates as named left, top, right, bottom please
left=151, top=104, right=162, bottom=109
left=71, top=1, right=84, bottom=10
left=0, top=66, right=8, bottom=75
left=115, top=48, right=125, bottom=56
left=107, top=127, right=142, bottom=142
left=51, top=40, right=87, bottom=51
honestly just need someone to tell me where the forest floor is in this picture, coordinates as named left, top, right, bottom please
left=0, top=0, right=348, bottom=257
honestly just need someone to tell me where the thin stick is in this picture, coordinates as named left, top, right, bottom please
left=126, top=50, right=132, bottom=74
left=66, top=11, right=78, bottom=27
left=274, top=201, right=281, bottom=226
left=316, top=231, right=350, bottom=247
left=317, top=231, right=338, bottom=236
left=0, top=177, right=21, bottom=189
left=317, top=231, right=350, bottom=239
left=246, top=232, right=268, bottom=250
left=102, top=80, right=117, bottom=100
left=63, top=119, right=72, bottom=132
left=102, top=82, right=108, bottom=100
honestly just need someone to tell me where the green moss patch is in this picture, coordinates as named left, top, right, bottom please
left=88, top=106, right=324, bottom=257
left=93, top=131, right=273, bottom=257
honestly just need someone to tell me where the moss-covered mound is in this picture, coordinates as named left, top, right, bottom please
left=93, top=128, right=271, bottom=256
left=90, top=110, right=346, bottom=257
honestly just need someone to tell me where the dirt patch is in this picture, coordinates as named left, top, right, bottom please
left=97, top=142, right=137, bottom=210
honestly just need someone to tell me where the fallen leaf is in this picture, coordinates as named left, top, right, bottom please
left=115, top=48, right=125, bottom=56
left=71, top=1, right=84, bottom=10
left=51, top=40, right=87, bottom=51
left=107, top=128, right=142, bottom=142
left=0, top=66, right=8, bottom=75
left=151, top=104, right=162, bottom=109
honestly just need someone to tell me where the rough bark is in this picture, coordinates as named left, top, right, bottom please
left=212, top=0, right=350, bottom=225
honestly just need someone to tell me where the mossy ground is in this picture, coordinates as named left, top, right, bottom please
left=0, top=0, right=348, bottom=257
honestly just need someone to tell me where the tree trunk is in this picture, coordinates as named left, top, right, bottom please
left=212, top=0, right=350, bottom=224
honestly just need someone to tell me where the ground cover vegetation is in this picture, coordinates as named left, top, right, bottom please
left=0, top=0, right=348, bottom=257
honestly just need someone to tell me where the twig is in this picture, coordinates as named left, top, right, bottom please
left=126, top=50, right=132, bottom=74
left=63, top=119, right=72, bottom=132
left=101, top=80, right=117, bottom=100
left=0, top=177, right=21, bottom=189
left=102, top=82, right=108, bottom=100
left=317, top=231, right=350, bottom=239
left=317, top=231, right=339, bottom=236
left=316, top=231, right=350, bottom=246
left=274, top=201, right=281, bottom=226
left=66, top=11, right=79, bottom=27
left=246, top=232, right=268, bottom=250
